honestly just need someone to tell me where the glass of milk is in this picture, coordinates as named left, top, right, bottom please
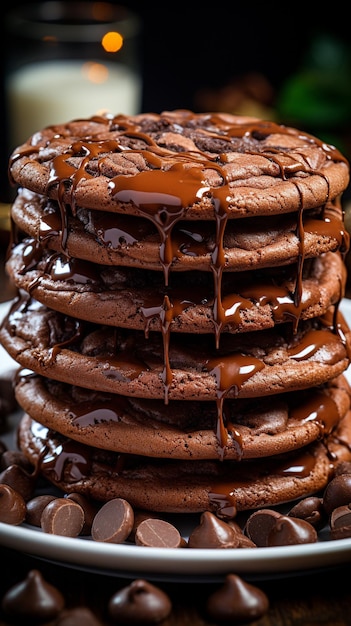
left=5, top=1, right=142, bottom=150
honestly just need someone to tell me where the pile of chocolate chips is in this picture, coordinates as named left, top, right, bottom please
left=0, top=568, right=269, bottom=624
left=1, top=433, right=351, bottom=625
left=1, top=430, right=351, bottom=547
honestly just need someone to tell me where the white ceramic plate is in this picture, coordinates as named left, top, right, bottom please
left=1, top=298, right=351, bottom=581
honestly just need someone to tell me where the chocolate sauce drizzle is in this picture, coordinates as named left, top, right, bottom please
left=8, top=112, right=351, bottom=494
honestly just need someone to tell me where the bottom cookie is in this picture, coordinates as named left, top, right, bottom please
left=18, top=411, right=351, bottom=516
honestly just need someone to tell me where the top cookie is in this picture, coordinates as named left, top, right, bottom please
left=9, top=110, right=350, bottom=218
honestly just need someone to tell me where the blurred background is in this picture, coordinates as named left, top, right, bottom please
left=0, top=0, right=351, bottom=204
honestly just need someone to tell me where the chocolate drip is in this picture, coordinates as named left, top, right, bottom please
left=39, top=204, right=62, bottom=244
left=206, top=353, right=264, bottom=457
left=288, top=328, right=344, bottom=362
left=306, top=199, right=349, bottom=256
left=209, top=448, right=318, bottom=517
left=294, top=192, right=305, bottom=310
left=289, top=389, right=340, bottom=438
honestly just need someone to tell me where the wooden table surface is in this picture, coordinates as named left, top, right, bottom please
left=1, top=220, right=351, bottom=624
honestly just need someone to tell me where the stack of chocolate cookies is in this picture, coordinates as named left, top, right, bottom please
left=1, top=110, right=351, bottom=517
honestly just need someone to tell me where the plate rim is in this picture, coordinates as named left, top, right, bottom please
left=1, top=520, right=351, bottom=578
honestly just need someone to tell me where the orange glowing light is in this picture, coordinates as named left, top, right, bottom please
left=101, top=31, right=123, bottom=53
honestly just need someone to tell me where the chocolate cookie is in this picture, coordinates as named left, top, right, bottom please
left=1, top=293, right=350, bottom=401
left=13, top=371, right=351, bottom=461
left=9, top=111, right=349, bottom=218
left=17, top=411, right=351, bottom=514
left=6, top=239, right=346, bottom=335
left=10, top=189, right=348, bottom=272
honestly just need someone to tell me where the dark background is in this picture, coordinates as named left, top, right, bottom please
left=1, top=0, right=351, bottom=202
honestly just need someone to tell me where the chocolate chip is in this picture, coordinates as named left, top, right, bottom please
left=127, top=509, right=160, bottom=542
left=227, top=521, right=257, bottom=548
left=108, top=579, right=172, bottom=623
left=26, top=494, right=57, bottom=527
left=91, top=497, right=134, bottom=543
left=267, top=515, right=318, bottom=546
left=41, top=497, right=85, bottom=537
left=206, top=573, right=269, bottom=622
left=330, top=504, right=351, bottom=539
left=1, top=569, right=65, bottom=622
left=135, top=518, right=183, bottom=548
left=188, top=511, right=239, bottom=549
left=0, top=463, right=36, bottom=501
left=0, top=483, right=26, bottom=525
left=65, top=492, right=99, bottom=535
left=244, top=508, right=282, bottom=547
left=323, top=474, right=351, bottom=515
left=288, top=496, right=327, bottom=530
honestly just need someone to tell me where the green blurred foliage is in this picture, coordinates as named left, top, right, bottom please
left=277, top=33, right=351, bottom=155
